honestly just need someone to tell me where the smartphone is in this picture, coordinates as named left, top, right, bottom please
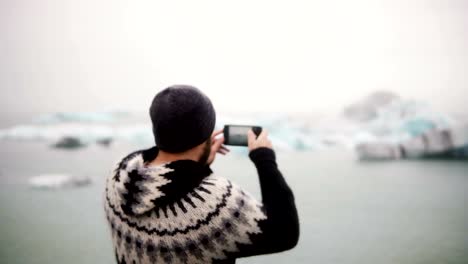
left=223, top=125, right=262, bottom=146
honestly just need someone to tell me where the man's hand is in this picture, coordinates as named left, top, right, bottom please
left=206, top=129, right=230, bottom=165
left=248, top=129, right=273, bottom=151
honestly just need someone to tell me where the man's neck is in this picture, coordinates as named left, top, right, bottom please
left=148, top=149, right=200, bottom=166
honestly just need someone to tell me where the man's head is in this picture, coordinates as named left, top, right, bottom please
left=149, top=85, right=216, bottom=157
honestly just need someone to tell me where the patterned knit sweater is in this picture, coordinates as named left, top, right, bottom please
left=103, top=146, right=299, bottom=263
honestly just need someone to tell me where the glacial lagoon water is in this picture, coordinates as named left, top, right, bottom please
left=0, top=141, right=467, bottom=264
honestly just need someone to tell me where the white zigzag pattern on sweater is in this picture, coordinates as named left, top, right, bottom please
left=103, top=152, right=267, bottom=264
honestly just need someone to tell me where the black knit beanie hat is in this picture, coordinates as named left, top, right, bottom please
left=149, top=85, right=216, bottom=153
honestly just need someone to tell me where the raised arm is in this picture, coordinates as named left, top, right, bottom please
left=249, top=147, right=299, bottom=251
left=221, top=130, right=299, bottom=261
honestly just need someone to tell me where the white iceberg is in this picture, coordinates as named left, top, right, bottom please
left=364, top=100, right=455, bottom=139
left=356, top=143, right=402, bottom=160
left=0, top=112, right=330, bottom=151
left=0, top=123, right=153, bottom=147
left=29, top=174, right=92, bottom=189
left=2, top=105, right=462, bottom=155
left=344, top=92, right=466, bottom=160
left=34, top=110, right=130, bottom=124
left=356, top=124, right=468, bottom=160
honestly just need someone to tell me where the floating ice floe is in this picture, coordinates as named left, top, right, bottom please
left=0, top=112, right=339, bottom=152
left=364, top=100, right=455, bottom=139
left=0, top=123, right=153, bottom=148
left=357, top=125, right=468, bottom=160
left=29, top=174, right=92, bottom=189
left=34, top=110, right=130, bottom=124
left=356, top=114, right=467, bottom=161
left=51, top=136, right=88, bottom=150
left=346, top=91, right=467, bottom=160
left=0, top=101, right=465, bottom=156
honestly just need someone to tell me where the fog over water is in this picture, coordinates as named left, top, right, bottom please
left=1, top=0, right=468, bottom=121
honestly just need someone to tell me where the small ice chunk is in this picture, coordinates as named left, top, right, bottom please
left=356, top=142, right=402, bottom=160
left=51, top=137, right=87, bottom=150
left=29, top=174, right=92, bottom=189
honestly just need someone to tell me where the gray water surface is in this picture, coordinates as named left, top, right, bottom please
left=0, top=142, right=467, bottom=264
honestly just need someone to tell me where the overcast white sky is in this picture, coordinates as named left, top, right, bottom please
left=1, top=0, right=467, bottom=119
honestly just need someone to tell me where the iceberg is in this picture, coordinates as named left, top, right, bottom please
left=356, top=124, right=468, bottom=160
left=0, top=123, right=111, bottom=142
left=51, top=136, right=87, bottom=150
left=0, top=123, right=153, bottom=147
left=0, top=113, right=330, bottom=152
left=356, top=142, right=402, bottom=160
left=29, top=174, right=92, bottom=189
left=1, top=105, right=464, bottom=157
left=34, top=110, right=130, bottom=124
left=364, top=100, right=455, bottom=138
left=0, top=107, right=411, bottom=153
left=96, top=138, right=113, bottom=147
left=344, top=92, right=466, bottom=161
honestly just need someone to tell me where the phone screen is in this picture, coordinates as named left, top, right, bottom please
left=228, top=126, right=251, bottom=145
left=224, top=125, right=262, bottom=146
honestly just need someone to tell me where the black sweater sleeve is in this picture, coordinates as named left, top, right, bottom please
left=222, top=147, right=300, bottom=261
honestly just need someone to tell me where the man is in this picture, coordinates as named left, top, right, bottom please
left=103, top=85, right=299, bottom=263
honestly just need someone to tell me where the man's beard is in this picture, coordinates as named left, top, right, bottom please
left=198, top=139, right=212, bottom=165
